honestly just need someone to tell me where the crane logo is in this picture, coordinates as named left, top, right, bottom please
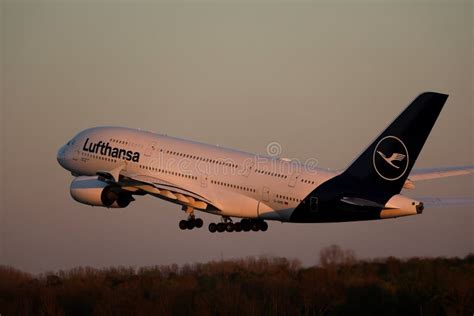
left=376, top=151, right=406, bottom=169
left=373, top=136, right=409, bottom=181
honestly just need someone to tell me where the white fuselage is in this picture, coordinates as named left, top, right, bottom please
left=58, top=127, right=336, bottom=221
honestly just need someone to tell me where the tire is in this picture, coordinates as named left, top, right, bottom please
left=225, top=223, right=234, bottom=232
left=217, top=223, right=226, bottom=233
left=195, top=218, right=203, bottom=228
left=260, top=221, right=268, bottom=232
left=179, top=220, right=188, bottom=230
left=208, top=223, right=217, bottom=233
left=234, top=222, right=242, bottom=232
left=241, top=219, right=251, bottom=232
left=251, top=221, right=259, bottom=232
left=186, top=219, right=195, bottom=230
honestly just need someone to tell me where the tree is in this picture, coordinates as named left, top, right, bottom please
left=319, top=245, right=356, bottom=268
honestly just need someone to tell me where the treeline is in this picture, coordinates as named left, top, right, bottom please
left=0, top=246, right=473, bottom=316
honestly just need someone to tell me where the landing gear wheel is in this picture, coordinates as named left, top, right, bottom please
left=209, top=223, right=217, bottom=233
left=179, top=220, right=188, bottom=230
left=260, top=221, right=268, bottom=232
left=241, top=219, right=251, bottom=232
left=217, top=223, right=226, bottom=233
left=251, top=221, right=259, bottom=232
left=186, top=219, right=195, bottom=230
left=195, top=218, right=203, bottom=228
left=225, top=223, right=234, bottom=232
left=234, top=222, right=242, bottom=232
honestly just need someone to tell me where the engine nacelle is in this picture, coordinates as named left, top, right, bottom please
left=70, top=176, right=133, bottom=208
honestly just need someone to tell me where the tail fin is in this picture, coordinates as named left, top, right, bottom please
left=290, top=92, right=449, bottom=222
left=342, top=92, right=448, bottom=203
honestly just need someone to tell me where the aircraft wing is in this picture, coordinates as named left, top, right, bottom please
left=111, top=173, right=220, bottom=212
left=408, top=165, right=474, bottom=181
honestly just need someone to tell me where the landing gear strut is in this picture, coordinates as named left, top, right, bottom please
left=208, top=218, right=268, bottom=233
left=178, top=206, right=204, bottom=230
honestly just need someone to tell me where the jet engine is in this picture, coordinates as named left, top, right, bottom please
left=70, top=176, right=134, bottom=208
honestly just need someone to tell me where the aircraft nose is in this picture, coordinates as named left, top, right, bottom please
left=57, top=145, right=67, bottom=168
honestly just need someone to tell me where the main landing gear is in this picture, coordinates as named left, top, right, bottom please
left=179, top=217, right=203, bottom=230
left=179, top=206, right=203, bottom=230
left=208, top=218, right=268, bottom=233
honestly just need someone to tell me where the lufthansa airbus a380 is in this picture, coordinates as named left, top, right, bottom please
left=57, top=92, right=473, bottom=233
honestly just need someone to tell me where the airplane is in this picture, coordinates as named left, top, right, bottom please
left=57, top=92, right=473, bottom=233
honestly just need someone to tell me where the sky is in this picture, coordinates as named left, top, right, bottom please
left=1, top=1, right=472, bottom=274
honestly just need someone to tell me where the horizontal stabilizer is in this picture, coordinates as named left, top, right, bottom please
left=417, top=196, right=474, bottom=208
left=340, top=197, right=391, bottom=209
left=409, top=166, right=474, bottom=181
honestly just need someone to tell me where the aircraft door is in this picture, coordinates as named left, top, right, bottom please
left=242, top=159, right=255, bottom=177
left=262, top=186, right=270, bottom=202
left=200, top=174, right=208, bottom=188
left=310, top=196, right=319, bottom=212
left=288, top=172, right=300, bottom=187
left=144, top=142, right=157, bottom=157
left=72, top=149, right=80, bottom=162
